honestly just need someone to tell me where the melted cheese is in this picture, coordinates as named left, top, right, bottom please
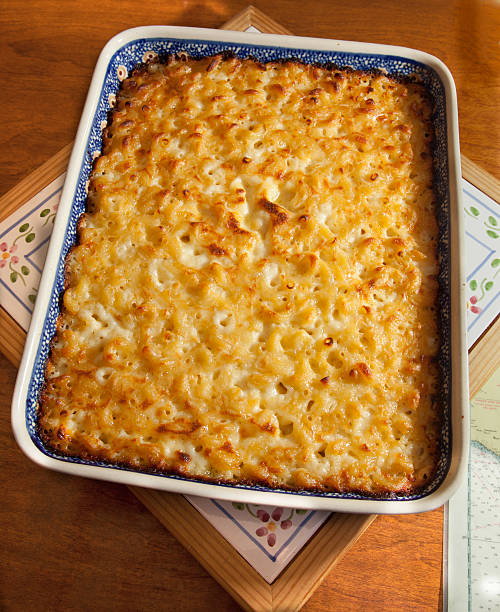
left=39, top=55, right=441, bottom=494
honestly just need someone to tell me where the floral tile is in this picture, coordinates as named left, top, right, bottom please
left=186, top=496, right=330, bottom=583
left=463, top=179, right=500, bottom=345
left=0, top=174, right=64, bottom=331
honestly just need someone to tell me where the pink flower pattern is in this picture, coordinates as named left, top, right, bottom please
left=0, top=182, right=58, bottom=310
left=0, top=222, right=37, bottom=286
left=470, top=295, right=481, bottom=314
left=232, top=503, right=307, bottom=549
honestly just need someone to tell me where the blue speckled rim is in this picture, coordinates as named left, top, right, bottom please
left=25, top=35, right=452, bottom=502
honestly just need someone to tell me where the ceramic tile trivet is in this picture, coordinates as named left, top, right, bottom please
left=1, top=7, right=499, bottom=610
left=2, top=144, right=499, bottom=608
left=5, top=167, right=498, bottom=604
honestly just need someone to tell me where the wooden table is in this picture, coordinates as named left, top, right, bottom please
left=1, top=2, right=498, bottom=610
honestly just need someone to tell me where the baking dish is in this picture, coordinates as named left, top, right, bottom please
left=11, top=26, right=468, bottom=513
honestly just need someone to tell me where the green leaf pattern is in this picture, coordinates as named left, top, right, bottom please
left=0, top=188, right=59, bottom=319
left=40, top=207, right=57, bottom=226
left=482, top=212, right=500, bottom=237
left=466, top=206, right=480, bottom=218
left=1, top=221, right=38, bottom=287
left=465, top=201, right=500, bottom=318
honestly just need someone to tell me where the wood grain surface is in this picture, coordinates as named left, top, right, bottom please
left=1, top=1, right=499, bottom=610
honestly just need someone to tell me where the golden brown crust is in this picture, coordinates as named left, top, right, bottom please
left=38, top=53, right=441, bottom=495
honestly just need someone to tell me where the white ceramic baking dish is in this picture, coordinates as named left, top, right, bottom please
left=11, top=26, right=468, bottom=513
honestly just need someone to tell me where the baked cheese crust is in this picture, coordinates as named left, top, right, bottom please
left=38, top=54, right=441, bottom=494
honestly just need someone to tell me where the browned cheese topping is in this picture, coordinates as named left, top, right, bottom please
left=39, top=54, right=441, bottom=493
